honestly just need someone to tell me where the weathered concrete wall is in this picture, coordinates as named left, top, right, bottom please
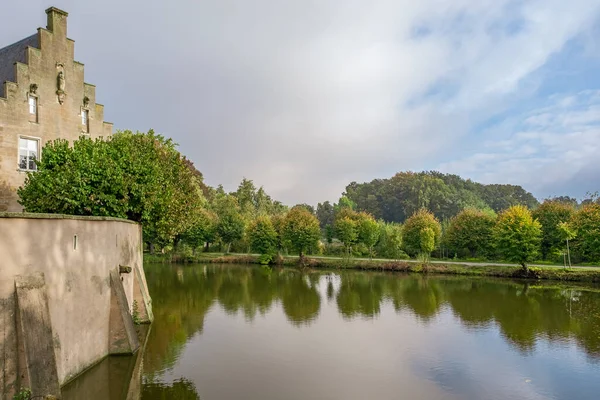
left=0, top=213, right=151, bottom=398
left=0, top=8, right=113, bottom=212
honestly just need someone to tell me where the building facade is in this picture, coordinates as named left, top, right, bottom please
left=0, top=7, right=113, bottom=212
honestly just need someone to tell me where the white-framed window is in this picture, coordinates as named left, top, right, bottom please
left=28, top=95, right=37, bottom=115
left=82, top=109, right=89, bottom=127
left=18, top=137, right=39, bottom=171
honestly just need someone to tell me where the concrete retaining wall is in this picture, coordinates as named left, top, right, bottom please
left=0, top=213, right=152, bottom=399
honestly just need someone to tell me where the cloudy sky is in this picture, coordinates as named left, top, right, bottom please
left=3, top=1, right=600, bottom=205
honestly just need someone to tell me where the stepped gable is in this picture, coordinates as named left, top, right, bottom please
left=0, top=34, right=40, bottom=98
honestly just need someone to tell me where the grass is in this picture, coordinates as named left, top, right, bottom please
left=144, top=252, right=600, bottom=283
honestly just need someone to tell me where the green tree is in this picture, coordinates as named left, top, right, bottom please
left=247, top=216, right=278, bottom=264
left=571, top=203, right=600, bottom=262
left=532, top=200, right=575, bottom=260
left=18, top=130, right=205, bottom=247
left=374, top=222, right=403, bottom=259
left=419, top=227, right=435, bottom=262
left=214, top=194, right=245, bottom=253
left=334, top=216, right=359, bottom=258
left=316, top=201, right=335, bottom=228
left=357, top=212, right=380, bottom=259
left=282, top=206, right=321, bottom=261
left=180, top=208, right=218, bottom=252
left=558, top=221, right=576, bottom=268
left=445, top=208, right=496, bottom=258
left=343, top=171, right=538, bottom=223
left=403, top=209, right=441, bottom=257
left=493, top=205, right=542, bottom=271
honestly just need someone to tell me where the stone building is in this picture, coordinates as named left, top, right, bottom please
left=0, top=7, right=113, bottom=212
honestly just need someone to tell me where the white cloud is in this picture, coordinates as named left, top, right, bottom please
left=439, top=90, right=600, bottom=199
left=3, top=1, right=600, bottom=204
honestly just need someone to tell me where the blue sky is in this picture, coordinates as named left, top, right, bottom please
left=2, top=1, right=600, bottom=204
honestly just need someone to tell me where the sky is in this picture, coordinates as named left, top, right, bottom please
left=2, top=1, right=600, bottom=205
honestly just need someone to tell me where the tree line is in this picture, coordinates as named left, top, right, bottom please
left=17, top=130, right=600, bottom=268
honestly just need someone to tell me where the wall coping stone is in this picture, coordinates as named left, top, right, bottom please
left=0, top=212, right=139, bottom=224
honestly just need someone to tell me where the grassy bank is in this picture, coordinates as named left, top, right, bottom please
left=144, top=252, right=600, bottom=283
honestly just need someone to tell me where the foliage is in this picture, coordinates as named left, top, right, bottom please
left=12, top=388, right=31, bottom=400
left=180, top=208, right=218, bottom=250
left=214, top=194, right=245, bottom=253
left=247, top=216, right=278, bottom=264
left=282, top=206, right=321, bottom=258
left=532, top=200, right=575, bottom=260
left=571, top=203, right=600, bottom=262
left=402, top=209, right=442, bottom=257
left=231, top=178, right=287, bottom=220
left=334, top=216, right=359, bottom=257
left=374, top=221, right=404, bottom=259
left=17, top=130, right=205, bottom=246
left=419, top=227, right=436, bottom=262
left=445, top=208, right=496, bottom=258
left=493, top=205, right=542, bottom=270
left=316, top=201, right=335, bottom=229
left=344, top=171, right=538, bottom=223
left=558, top=221, right=577, bottom=268
left=357, top=213, right=380, bottom=259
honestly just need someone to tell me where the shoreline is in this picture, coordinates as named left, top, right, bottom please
left=144, top=253, right=600, bottom=283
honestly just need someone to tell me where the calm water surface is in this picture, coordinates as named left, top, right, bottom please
left=137, top=263, right=600, bottom=400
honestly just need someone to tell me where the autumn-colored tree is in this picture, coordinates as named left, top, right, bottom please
left=403, top=209, right=442, bottom=258
left=493, top=205, right=542, bottom=270
left=445, top=208, right=496, bottom=258
left=282, top=206, right=321, bottom=261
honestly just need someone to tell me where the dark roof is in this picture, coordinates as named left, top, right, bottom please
left=0, top=34, right=39, bottom=97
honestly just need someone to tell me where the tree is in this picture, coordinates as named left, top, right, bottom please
left=532, top=200, right=575, bottom=260
left=419, top=227, right=435, bottom=263
left=316, top=201, right=335, bottom=229
left=282, top=206, right=321, bottom=261
left=343, top=171, right=538, bottom=223
left=357, top=212, right=380, bottom=259
left=571, top=203, right=600, bottom=262
left=180, top=208, right=218, bottom=252
left=334, top=216, right=358, bottom=258
left=375, top=222, right=403, bottom=260
left=18, top=130, right=205, bottom=246
left=402, top=209, right=441, bottom=258
left=493, top=205, right=542, bottom=271
left=247, top=216, right=278, bottom=264
left=214, top=194, right=245, bottom=253
left=558, top=221, right=576, bottom=268
left=233, top=178, right=257, bottom=217
left=445, top=208, right=496, bottom=259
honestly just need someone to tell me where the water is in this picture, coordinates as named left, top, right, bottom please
left=73, top=263, right=600, bottom=399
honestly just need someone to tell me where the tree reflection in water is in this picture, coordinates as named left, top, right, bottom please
left=143, top=263, right=600, bottom=384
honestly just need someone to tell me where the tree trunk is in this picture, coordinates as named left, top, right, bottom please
left=149, top=242, right=155, bottom=255
left=566, top=239, right=572, bottom=268
left=521, top=262, right=528, bottom=273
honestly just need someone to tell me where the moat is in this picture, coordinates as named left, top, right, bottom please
left=72, top=263, right=600, bottom=399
